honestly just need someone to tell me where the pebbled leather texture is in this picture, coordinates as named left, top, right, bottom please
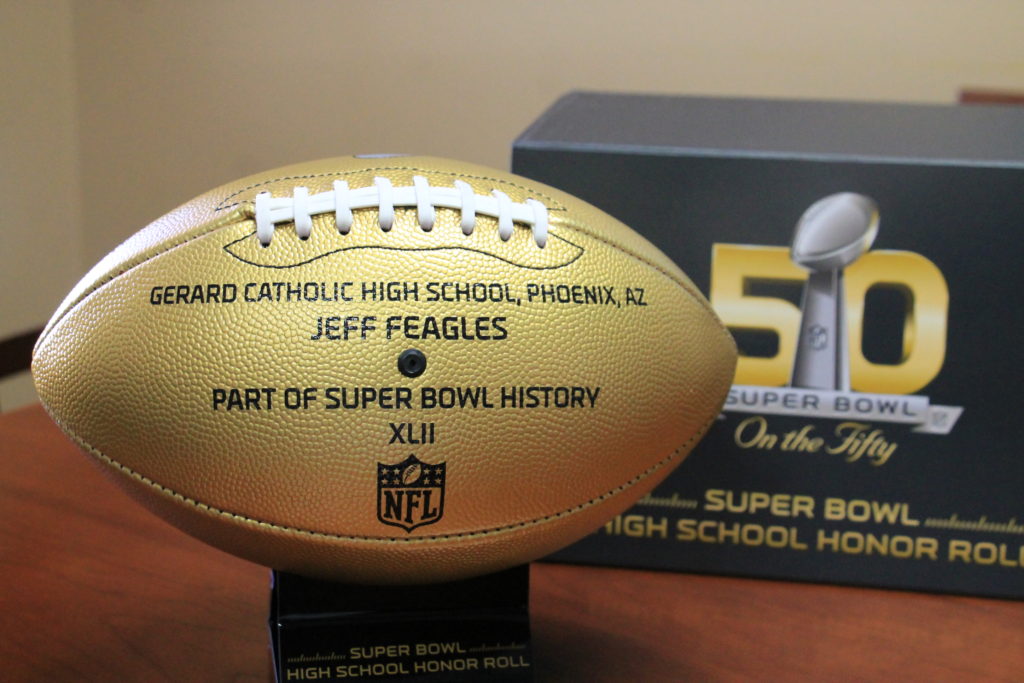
left=32, top=156, right=737, bottom=584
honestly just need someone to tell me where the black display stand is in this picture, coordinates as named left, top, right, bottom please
left=269, top=565, right=532, bottom=682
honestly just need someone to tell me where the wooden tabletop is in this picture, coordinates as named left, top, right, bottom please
left=1, top=404, right=1021, bottom=682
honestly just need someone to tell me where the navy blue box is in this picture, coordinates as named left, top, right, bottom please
left=514, top=92, right=1024, bottom=599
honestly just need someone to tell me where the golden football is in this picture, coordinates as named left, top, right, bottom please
left=32, top=155, right=736, bottom=584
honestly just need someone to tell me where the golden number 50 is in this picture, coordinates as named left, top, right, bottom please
left=709, top=244, right=948, bottom=395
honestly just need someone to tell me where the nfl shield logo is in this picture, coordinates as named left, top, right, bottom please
left=377, top=454, right=446, bottom=532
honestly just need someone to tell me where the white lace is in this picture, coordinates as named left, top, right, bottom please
left=254, top=176, right=549, bottom=248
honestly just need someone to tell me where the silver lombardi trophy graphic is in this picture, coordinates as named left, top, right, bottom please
left=790, top=193, right=879, bottom=391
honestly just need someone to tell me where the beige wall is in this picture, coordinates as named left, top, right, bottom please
left=0, top=0, right=81, bottom=409
left=2, top=0, right=1023, bottom=409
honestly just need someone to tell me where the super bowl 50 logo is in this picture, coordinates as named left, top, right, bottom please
left=712, top=193, right=962, bottom=440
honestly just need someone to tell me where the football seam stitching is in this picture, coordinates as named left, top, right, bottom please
left=37, top=211, right=244, bottom=348
left=49, top=404, right=714, bottom=544
left=214, top=166, right=571, bottom=213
